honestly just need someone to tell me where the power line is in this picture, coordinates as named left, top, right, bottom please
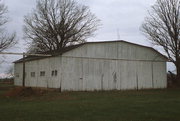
left=0, top=52, right=51, bottom=57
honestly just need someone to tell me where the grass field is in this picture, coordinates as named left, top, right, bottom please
left=0, top=84, right=180, bottom=121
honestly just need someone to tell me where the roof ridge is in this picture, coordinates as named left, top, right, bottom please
left=14, top=40, right=168, bottom=63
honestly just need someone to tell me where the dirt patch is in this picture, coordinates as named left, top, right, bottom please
left=3, top=86, right=76, bottom=101
left=4, top=87, right=48, bottom=97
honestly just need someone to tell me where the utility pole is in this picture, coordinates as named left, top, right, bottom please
left=117, top=28, right=121, bottom=40
left=22, top=53, right=25, bottom=87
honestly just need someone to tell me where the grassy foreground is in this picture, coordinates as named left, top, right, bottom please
left=0, top=84, right=180, bottom=121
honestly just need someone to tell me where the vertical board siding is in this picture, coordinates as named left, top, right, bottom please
left=14, top=57, right=62, bottom=89
left=153, top=62, right=167, bottom=88
left=14, top=42, right=167, bottom=90
left=136, top=62, right=153, bottom=89
left=14, top=63, right=23, bottom=86
left=60, top=56, right=166, bottom=91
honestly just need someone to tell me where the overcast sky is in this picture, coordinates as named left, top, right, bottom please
left=0, top=0, right=174, bottom=75
left=4, top=0, right=156, bottom=44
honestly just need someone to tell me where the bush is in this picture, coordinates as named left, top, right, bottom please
left=167, top=71, right=177, bottom=88
left=0, top=78, right=14, bottom=84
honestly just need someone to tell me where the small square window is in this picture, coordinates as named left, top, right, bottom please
left=54, top=70, right=57, bottom=76
left=52, top=70, right=57, bottom=76
left=40, top=71, right=45, bottom=76
left=31, top=72, right=35, bottom=77
left=51, top=71, right=54, bottom=76
left=16, top=73, right=19, bottom=78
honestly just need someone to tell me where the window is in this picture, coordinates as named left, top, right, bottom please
left=51, top=70, right=58, bottom=76
left=31, top=72, right=35, bottom=77
left=40, top=71, right=45, bottom=76
left=54, top=70, right=57, bottom=76
left=16, top=73, right=19, bottom=78
left=51, top=71, right=54, bottom=76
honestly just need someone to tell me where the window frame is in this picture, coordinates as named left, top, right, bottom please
left=51, top=70, right=58, bottom=76
left=16, top=73, right=19, bottom=78
left=51, top=70, right=54, bottom=76
left=54, top=70, right=57, bottom=76
left=31, top=72, right=35, bottom=77
left=40, top=71, right=45, bottom=77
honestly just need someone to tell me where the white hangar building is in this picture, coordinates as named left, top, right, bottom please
left=14, top=41, right=168, bottom=91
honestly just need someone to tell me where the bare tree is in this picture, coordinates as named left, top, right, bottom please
left=0, top=1, right=16, bottom=52
left=141, top=0, right=180, bottom=84
left=24, top=0, right=101, bottom=53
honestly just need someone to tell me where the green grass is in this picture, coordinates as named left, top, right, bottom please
left=0, top=84, right=180, bottom=121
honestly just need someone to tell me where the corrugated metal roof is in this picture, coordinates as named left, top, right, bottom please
left=14, top=40, right=168, bottom=63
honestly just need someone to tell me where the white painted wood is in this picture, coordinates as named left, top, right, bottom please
left=14, top=41, right=167, bottom=91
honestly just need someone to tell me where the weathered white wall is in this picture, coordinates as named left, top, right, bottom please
left=14, top=41, right=167, bottom=91
left=60, top=57, right=166, bottom=91
left=63, top=42, right=166, bottom=61
left=61, top=41, right=167, bottom=91
left=14, top=56, right=62, bottom=88
left=14, top=63, right=23, bottom=86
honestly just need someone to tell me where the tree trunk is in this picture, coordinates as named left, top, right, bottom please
left=176, top=63, right=180, bottom=86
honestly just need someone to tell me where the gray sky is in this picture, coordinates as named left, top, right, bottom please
left=4, top=0, right=156, bottom=45
left=0, top=0, right=175, bottom=75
